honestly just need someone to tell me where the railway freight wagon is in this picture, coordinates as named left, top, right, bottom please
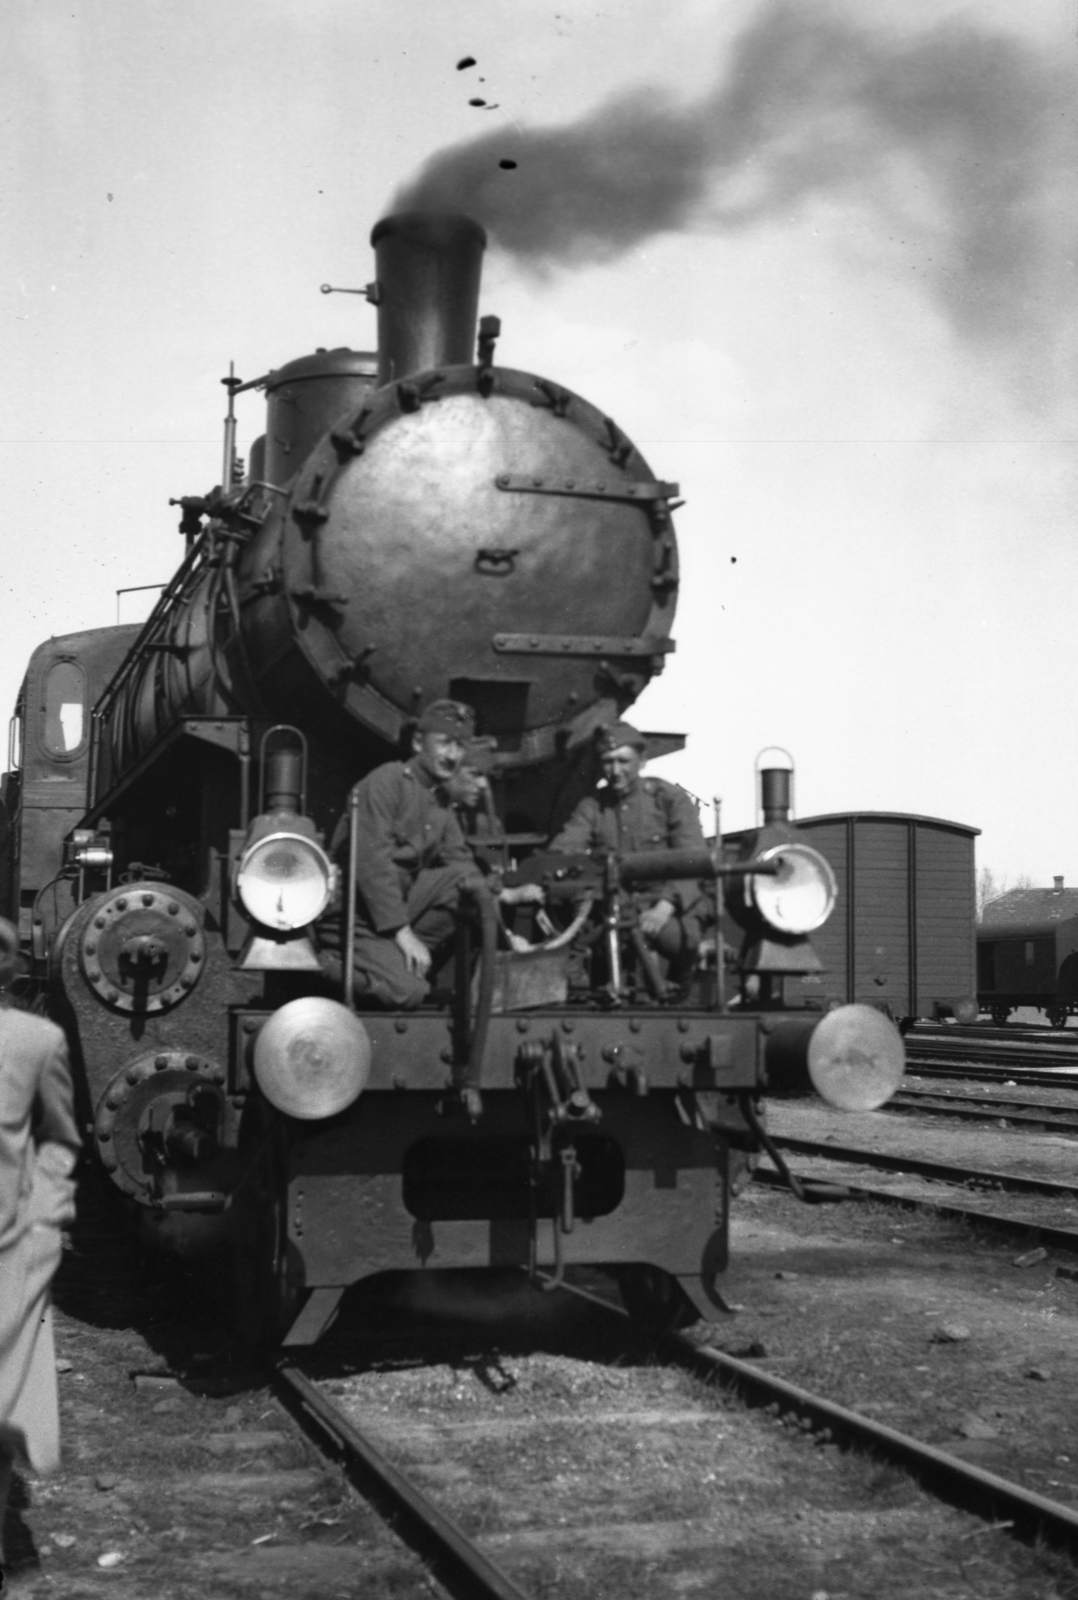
left=785, top=812, right=979, bottom=1026
left=0, top=210, right=905, bottom=1348
left=976, top=917, right=1078, bottom=1027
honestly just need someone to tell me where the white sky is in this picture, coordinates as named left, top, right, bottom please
left=3, top=0, right=1075, bottom=884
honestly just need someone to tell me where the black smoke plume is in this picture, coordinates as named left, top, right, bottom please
left=393, top=4, right=1075, bottom=373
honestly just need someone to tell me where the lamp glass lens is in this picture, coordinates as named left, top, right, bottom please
left=750, top=844, right=836, bottom=935
left=238, top=834, right=331, bottom=930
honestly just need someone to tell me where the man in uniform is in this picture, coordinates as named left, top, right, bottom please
left=550, top=721, right=707, bottom=981
left=324, top=699, right=483, bottom=1009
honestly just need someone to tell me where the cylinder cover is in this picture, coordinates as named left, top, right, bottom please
left=94, top=1050, right=225, bottom=1202
left=79, top=884, right=206, bottom=1013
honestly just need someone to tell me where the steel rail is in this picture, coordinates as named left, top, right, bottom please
left=895, top=1085, right=1078, bottom=1112
left=754, top=1166, right=1078, bottom=1252
left=908, top=1046, right=1078, bottom=1071
left=909, top=1060, right=1078, bottom=1088
left=274, top=1361, right=533, bottom=1600
left=913, top=1035, right=1071, bottom=1048
left=661, top=1332, right=1078, bottom=1556
left=910, top=1025, right=1074, bottom=1045
left=535, top=1269, right=1078, bottom=1554
left=886, top=1094, right=1078, bottom=1135
left=906, top=1029, right=1078, bottom=1060
left=906, top=1036, right=1078, bottom=1065
left=908, top=1042, right=1078, bottom=1063
left=770, top=1135, right=1078, bottom=1198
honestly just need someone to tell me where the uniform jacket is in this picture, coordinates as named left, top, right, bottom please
left=550, top=775, right=707, bottom=913
left=333, top=759, right=474, bottom=934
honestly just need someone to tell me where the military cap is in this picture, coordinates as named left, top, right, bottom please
left=595, top=721, right=647, bottom=754
left=460, top=736, right=498, bottom=774
left=415, top=699, right=476, bottom=737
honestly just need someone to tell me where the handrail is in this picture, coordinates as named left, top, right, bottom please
left=463, top=881, right=497, bottom=1105
left=87, top=525, right=219, bottom=805
left=343, top=786, right=360, bottom=1010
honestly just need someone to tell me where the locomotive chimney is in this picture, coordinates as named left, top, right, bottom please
left=760, top=767, right=792, bottom=824
left=265, top=746, right=303, bottom=814
left=370, top=212, right=487, bottom=386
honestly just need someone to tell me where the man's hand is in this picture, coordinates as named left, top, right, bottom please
left=395, top=925, right=432, bottom=978
left=498, top=882, right=546, bottom=907
left=639, top=898, right=675, bottom=939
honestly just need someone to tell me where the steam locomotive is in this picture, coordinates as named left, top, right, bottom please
left=0, top=212, right=904, bottom=1345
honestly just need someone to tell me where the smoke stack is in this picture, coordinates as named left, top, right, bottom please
left=1054, top=876, right=1064, bottom=892
left=370, top=213, right=487, bottom=386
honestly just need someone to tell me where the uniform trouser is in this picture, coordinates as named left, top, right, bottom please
left=649, top=912, right=702, bottom=959
left=639, top=906, right=705, bottom=984
left=344, top=863, right=476, bottom=1010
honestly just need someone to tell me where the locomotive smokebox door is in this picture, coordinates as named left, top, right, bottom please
left=244, top=363, right=679, bottom=759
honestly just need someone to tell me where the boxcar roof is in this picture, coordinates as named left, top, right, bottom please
left=795, top=811, right=981, bottom=837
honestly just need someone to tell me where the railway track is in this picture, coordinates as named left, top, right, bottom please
left=907, top=1058, right=1078, bottom=1088
left=755, top=1165, right=1078, bottom=1255
left=578, top=1278, right=1078, bottom=1557
left=268, top=1280, right=1078, bottom=1593
left=18, top=1157, right=1078, bottom=1595
left=914, top=1025, right=1075, bottom=1045
left=275, top=1361, right=530, bottom=1600
left=665, top=1330, right=1078, bottom=1558
left=769, top=1134, right=1078, bottom=1200
left=259, top=1101, right=1078, bottom=1589
left=255, top=1099, right=1078, bottom=1590
left=904, top=1023, right=1078, bottom=1084
left=887, top=1087, right=1078, bottom=1135
left=271, top=1275, right=1078, bottom=1595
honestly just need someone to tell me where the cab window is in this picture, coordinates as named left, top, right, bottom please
left=42, top=660, right=86, bottom=758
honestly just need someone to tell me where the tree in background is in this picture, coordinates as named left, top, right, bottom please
left=977, top=867, right=1034, bottom=921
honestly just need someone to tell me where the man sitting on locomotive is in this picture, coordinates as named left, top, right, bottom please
left=323, top=699, right=485, bottom=1009
left=550, top=721, right=708, bottom=984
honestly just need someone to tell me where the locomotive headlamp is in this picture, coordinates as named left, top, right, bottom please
left=744, top=842, right=837, bottom=937
left=236, top=830, right=335, bottom=931
left=253, top=998, right=371, bottom=1119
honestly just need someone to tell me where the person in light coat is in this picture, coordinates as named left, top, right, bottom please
left=0, top=919, right=79, bottom=1574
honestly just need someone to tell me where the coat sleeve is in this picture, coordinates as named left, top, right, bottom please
left=549, top=797, right=599, bottom=854
left=28, top=1025, right=79, bottom=1230
left=666, top=784, right=707, bottom=852
left=655, top=784, right=708, bottom=913
left=32, top=1026, right=79, bottom=1152
left=351, top=766, right=412, bottom=934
